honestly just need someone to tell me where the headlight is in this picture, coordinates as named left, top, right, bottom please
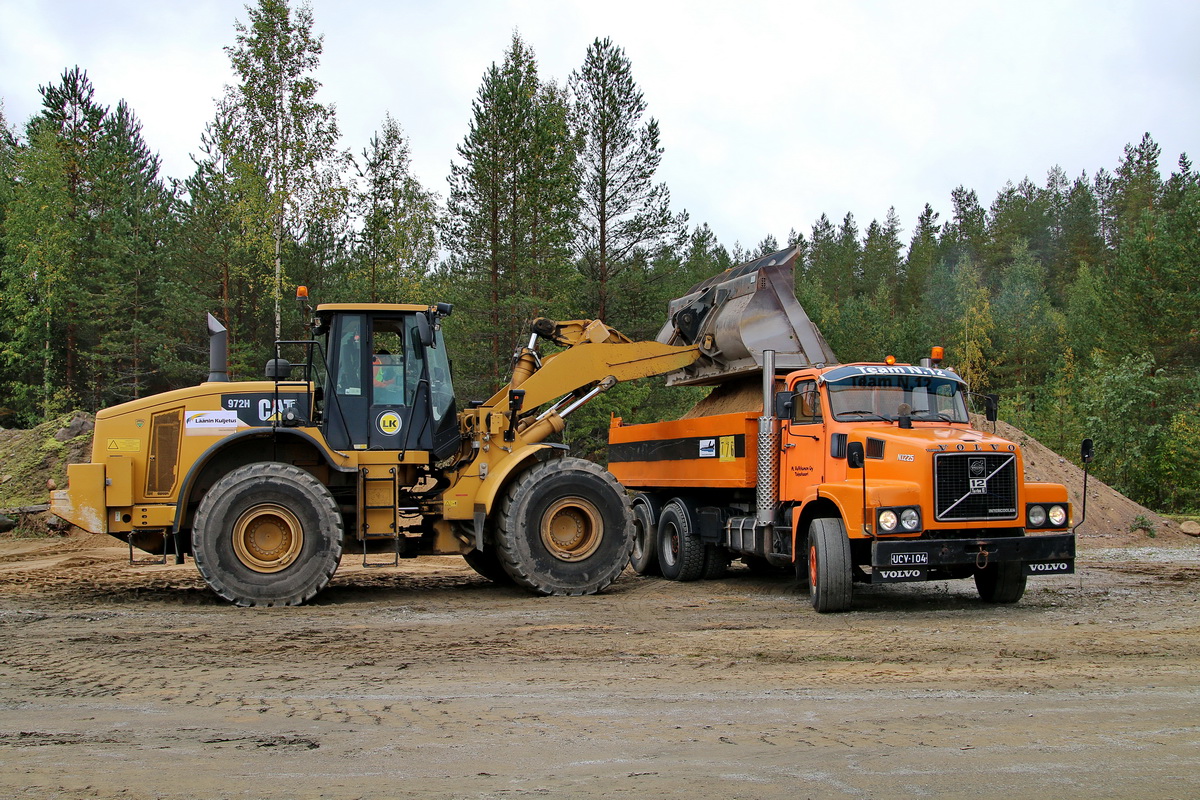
left=1027, top=505, right=1047, bottom=527
left=900, top=508, right=921, bottom=531
left=878, top=510, right=898, bottom=532
left=1049, top=505, right=1067, bottom=526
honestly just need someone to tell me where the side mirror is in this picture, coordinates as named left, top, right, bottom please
left=1081, top=438, right=1094, bottom=464
left=415, top=314, right=434, bottom=348
left=847, top=441, right=865, bottom=470
left=774, top=391, right=795, bottom=420
left=985, top=393, right=999, bottom=422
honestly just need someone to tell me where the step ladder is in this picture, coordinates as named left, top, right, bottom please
left=357, top=466, right=402, bottom=567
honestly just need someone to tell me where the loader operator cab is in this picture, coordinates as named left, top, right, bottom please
left=312, top=303, right=458, bottom=459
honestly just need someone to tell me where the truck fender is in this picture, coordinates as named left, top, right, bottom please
left=471, top=443, right=564, bottom=547
left=172, top=428, right=355, bottom=534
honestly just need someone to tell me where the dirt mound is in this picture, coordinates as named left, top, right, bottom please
left=680, top=376, right=767, bottom=418
left=0, top=412, right=94, bottom=532
left=983, top=418, right=1185, bottom=547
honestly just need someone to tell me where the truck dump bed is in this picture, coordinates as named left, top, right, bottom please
left=608, top=413, right=760, bottom=490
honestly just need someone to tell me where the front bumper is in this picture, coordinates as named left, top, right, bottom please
left=870, top=533, right=1075, bottom=583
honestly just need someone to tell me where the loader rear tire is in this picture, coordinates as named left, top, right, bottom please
left=630, top=494, right=662, bottom=576
left=807, top=517, right=852, bottom=613
left=495, top=457, right=633, bottom=596
left=192, top=463, right=343, bottom=607
left=656, top=498, right=706, bottom=582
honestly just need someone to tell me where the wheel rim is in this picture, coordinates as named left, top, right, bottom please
left=232, top=503, right=304, bottom=573
left=661, top=521, right=680, bottom=567
left=540, top=496, right=603, bottom=562
left=809, top=544, right=818, bottom=590
left=631, top=518, right=646, bottom=561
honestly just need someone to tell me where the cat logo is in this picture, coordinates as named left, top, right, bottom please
left=377, top=411, right=402, bottom=436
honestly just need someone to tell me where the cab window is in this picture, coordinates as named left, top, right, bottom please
left=791, top=380, right=821, bottom=424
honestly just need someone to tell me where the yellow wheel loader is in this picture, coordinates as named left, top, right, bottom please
left=51, top=297, right=699, bottom=606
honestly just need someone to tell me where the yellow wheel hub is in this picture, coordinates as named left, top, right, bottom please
left=232, top=503, right=304, bottom=573
left=540, top=497, right=603, bottom=562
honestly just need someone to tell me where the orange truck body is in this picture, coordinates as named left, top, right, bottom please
left=608, top=361, right=1076, bottom=611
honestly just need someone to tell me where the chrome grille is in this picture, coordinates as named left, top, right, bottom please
left=934, top=452, right=1018, bottom=522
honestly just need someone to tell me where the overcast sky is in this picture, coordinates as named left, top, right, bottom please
left=2, top=0, right=1198, bottom=252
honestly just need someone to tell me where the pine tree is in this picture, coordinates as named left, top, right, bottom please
left=941, top=185, right=986, bottom=270
left=352, top=113, right=439, bottom=303
left=901, top=204, right=940, bottom=309
left=569, top=37, right=682, bottom=325
left=87, top=100, right=178, bottom=405
left=991, top=239, right=1061, bottom=396
left=224, top=0, right=348, bottom=340
left=859, top=207, right=903, bottom=297
left=446, top=33, right=579, bottom=393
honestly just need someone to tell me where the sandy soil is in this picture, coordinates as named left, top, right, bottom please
left=2, top=531, right=1199, bottom=800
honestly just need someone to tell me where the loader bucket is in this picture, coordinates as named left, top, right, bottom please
left=656, top=246, right=838, bottom=386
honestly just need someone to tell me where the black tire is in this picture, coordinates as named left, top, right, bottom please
left=807, top=517, right=853, bottom=613
left=494, top=457, right=633, bottom=596
left=702, top=545, right=730, bottom=579
left=656, top=498, right=706, bottom=582
left=630, top=494, right=661, bottom=576
left=462, top=548, right=515, bottom=585
left=975, top=555, right=1028, bottom=603
left=192, top=463, right=343, bottom=607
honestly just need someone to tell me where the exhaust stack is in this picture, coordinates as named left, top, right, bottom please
left=207, top=313, right=228, bottom=383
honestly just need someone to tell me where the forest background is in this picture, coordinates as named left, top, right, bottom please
left=0, top=0, right=1196, bottom=512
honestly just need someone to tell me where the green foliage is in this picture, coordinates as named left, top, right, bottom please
left=349, top=113, right=439, bottom=303
left=570, top=37, right=685, bottom=328
left=1160, top=407, right=1200, bottom=511
left=444, top=32, right=580, bottom=398
left=224, top=0, right=349, bottom=339
left=0, top=25, right=1196, bottom=520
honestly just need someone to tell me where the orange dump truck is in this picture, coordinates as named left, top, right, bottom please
left=608, top=247, right=1079, bottom=612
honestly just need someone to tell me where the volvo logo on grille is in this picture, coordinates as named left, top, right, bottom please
left=969, top=457, right=986, bottom=476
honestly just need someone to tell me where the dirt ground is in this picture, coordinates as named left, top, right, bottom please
left=2, top=531, right=1199, bottom=800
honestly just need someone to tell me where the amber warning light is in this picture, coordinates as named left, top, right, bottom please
left=930, top=346, right=944, bottom=365
left=296, top=285, right=309, bottom=299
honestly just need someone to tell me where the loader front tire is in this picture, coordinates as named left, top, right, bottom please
left=192, top=463, right=343, bottom=607
left=463, top=547, right=515, bottom=585
left=495, top=457, right=633, bottom=596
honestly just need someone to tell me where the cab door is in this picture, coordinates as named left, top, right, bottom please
left=367, top=315, right=421, bottom=451
left=781, top=377, right=825, bottom=497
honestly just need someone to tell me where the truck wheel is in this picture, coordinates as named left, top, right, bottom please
left=630, top=494, right=661, bottom=576
left=656, top=498, right=706, bottom=582
left=807, top=517, right=852, bottom=612
left=494, top=457, right=633, bottom=596
left=192, top=463, right=343, bottom=607
left=702, top=546, right=730, bottom=579
left=975, top=560, right=1027, bottom=603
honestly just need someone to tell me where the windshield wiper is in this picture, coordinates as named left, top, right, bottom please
left=837, top=409, right=889, bottom=421
left=912, top=412, right=958, bottom=423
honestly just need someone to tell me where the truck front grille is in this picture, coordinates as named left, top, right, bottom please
left=933, top=452, right=1018, bottom=522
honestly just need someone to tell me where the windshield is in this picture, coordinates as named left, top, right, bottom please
left=824, top=367, right=969, bottom=423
